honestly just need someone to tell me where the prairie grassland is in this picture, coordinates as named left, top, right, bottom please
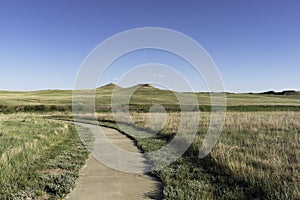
left=1, top=86, right=300, bottom=107
left=1, top=85, right=299, bottom=199
left=0, top=113, right=93, bottom=199
left=92, top=111, right=299, bottom=199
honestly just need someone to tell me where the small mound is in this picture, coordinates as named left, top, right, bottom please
left=98, top=83, right=120, bottom=90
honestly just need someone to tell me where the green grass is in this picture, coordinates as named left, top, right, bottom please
left=0, top=114, right=93, bottom=199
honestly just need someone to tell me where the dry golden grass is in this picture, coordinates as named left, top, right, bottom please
left=94, top=111, right=299, bottom=199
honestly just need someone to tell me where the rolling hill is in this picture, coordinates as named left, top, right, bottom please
left=0, top=83, right=299, bottom=112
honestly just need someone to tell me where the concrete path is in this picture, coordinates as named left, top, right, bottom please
left=65, top=122, right=162, bottom=200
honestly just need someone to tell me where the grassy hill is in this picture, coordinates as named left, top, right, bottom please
left=0, top=84, right=299, bottom=112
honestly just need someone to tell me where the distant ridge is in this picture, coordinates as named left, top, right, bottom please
left=97, top=83, right=300, bottom=95
left=98, top=83, right=157, bottom=90
left=259, top=90, right=300, bottom=95
left=1, top=84, right=300, bottom=112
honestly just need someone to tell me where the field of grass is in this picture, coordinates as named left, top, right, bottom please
left=0, top=84, right=299, bottom=199
left=64, top=111, right=298, bottom=199
left=1, top=84, right=299, bottom=113
left=0, top=113, right=93, bottom=199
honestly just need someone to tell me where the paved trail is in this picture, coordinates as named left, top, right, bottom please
left=65, top=122, right=162, bottom=200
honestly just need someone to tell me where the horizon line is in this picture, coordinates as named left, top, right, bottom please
left=0, top=82, right=299, bottom=94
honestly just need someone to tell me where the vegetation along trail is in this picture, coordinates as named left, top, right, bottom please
left=65, top=122, right=162, bottom=200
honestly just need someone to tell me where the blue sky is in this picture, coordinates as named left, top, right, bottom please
left=0, top=0, right=299, bottom=92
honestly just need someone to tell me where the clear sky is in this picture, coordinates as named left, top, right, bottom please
left=0, top=0, right=299, bottom=92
